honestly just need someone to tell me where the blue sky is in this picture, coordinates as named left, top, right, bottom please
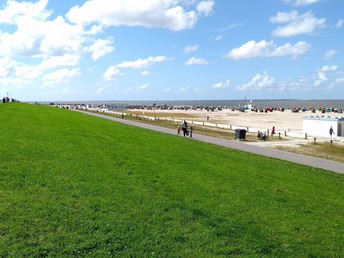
left=0, top=0, right=343, bottom=101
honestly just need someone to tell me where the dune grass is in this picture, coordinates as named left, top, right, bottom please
left=1, top=103, right=344, bottom=256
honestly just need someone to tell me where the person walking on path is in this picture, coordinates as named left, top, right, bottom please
left=189, top=125, right=193, bottom=138
left=181, top=120, right=188, bottom=137
left=329, top=126, right=335, bottom=139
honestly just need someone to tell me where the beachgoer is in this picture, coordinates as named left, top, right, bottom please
left=181, top=120, right=188, bottom=137
left=257, top=131, right=262, bottom=140
left=177, top=125, right=181, bottom=135
left=329, top=126, right=335, bottom=137
left=271, top=126, right=275, bottom=137
left=189, top=125, right=193, bottom=138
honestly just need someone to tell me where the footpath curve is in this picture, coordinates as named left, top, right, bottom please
left=73, top=110, right=344, bottom=174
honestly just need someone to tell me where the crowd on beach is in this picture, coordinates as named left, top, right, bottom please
left=49, top=102, right=344, bottom=114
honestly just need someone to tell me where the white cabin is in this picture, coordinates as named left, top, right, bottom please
left=303, top=116, right=344, bottom=137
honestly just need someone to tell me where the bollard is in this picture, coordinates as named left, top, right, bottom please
left=314, top=137, right=316, bottom=144
left=279, top=132, right=281, bottom=139
left=330, top=140, right=333, bottom=147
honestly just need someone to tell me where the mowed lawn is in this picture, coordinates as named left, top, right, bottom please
left=1, top=103, right=344, bottom=257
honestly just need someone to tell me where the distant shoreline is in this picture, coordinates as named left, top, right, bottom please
left=40, top=99, right=344, bottom=110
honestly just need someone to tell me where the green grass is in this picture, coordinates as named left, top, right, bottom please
left=1, top=103, right=344, bottom=256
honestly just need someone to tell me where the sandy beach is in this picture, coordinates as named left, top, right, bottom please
left=132, top=108, right=344, bottom=133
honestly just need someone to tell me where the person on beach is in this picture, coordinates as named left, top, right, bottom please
left=189, top=125, right=193, bottom=138
left=271, top=126, right=275, bottom=137
left=181, top=120, right=188, bottom=137
left=177, top=125, right=181, bottom=135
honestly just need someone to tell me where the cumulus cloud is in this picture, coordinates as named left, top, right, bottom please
left=224, top=40, right=311, bottom=60
left=314, top=65, right=338, bottom=87
left=197, top=0, right=214, bottom=16
left=103, top=66, right=122, bottom=80
left=184, top=45, right=199, bottom=53
left=86, top=38, right=115, bottom=60
left=42, top=68, right=80, bottom=85
left=66, top=0, right=213, bottom=31
left=236, top=72, right=275, bottom=91
left=40, top=54, right=80, bottom=70
left=270, top=11, right=326, bottom=37
left=184, top=57, right=209, bottom=65
left=0, top=0, right=51, bottom=24
left=0, top=57, right=17, bottom=77
left=117, top=56, right=168, bottom=69
left=212, top=79, right=230, bottom=89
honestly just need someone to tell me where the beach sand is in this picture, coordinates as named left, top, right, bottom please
left=133, top=108, right=344, bottom=132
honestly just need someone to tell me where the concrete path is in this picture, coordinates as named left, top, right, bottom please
left=74, top=110, right=344, bottom=174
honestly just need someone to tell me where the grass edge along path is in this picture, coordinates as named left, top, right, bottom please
left=75, top=109, right=344, bottom=174
left=1, top=103, right=344, bottom=256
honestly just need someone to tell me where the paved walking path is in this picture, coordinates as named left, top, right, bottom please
left=74, top=110, right=344, bottom=174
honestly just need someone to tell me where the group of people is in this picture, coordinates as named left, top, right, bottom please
left=257, top=126, right=276, bottom=141
left=177, top=120, right=193, bottom=138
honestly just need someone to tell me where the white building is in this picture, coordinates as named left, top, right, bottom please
left=303, top=116, right=344, bottom=138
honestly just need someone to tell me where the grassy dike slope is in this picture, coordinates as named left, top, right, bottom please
left=1, top=103, right=344, bottom=256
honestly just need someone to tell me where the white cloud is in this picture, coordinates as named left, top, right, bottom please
left=212, top=79, right=230, bottom=89
left=66, top=0, right=214, bottom=31
left=40, top=54, right=80, bottom=70
left=224, top=40, right=311, bottom=60
left=117, top=56, right=168, bottom=69
left=103, top=66, right=122, bottom=80
left=141, top=71, right=150, bottom=76
left=283, top=0, right=320, bottom=6
left=0, top=15, right=85, bottom=58
left=270, top=11, right=326, bottom=37
left=197, top=1, right=214, bottom=16
left=184, top=45, right=199, bottom=53
left=86, top=38, right=115, bottom=61
left=321, top=65, right=337, bottom=72
left=0, top=57, right=17, bottom=77
left=236, top=72, right=275, bottom=91
left=184, top=57, right=209, bottom=65
left=15, top=64, right=43, bottom=80
left=323, top=50, right=338, bottom=60
left=0, top=0, right=51, bottom=24
left=42, top=68, right=80, bottom=86
left=336, top=19, right=344, bottom=29
left=138, top=83, right=149, bottom=90
left=314, top=65, right=338, bottom=87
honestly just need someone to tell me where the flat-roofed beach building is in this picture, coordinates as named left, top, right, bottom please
left=303, top=116, right=344, bottom=138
